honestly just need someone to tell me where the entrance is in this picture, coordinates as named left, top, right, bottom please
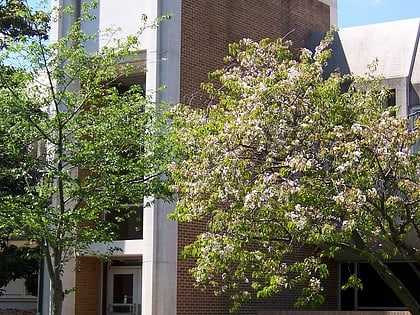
left=107, top=266, right=142, bottom=315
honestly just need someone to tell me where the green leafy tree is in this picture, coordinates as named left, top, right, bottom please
left=169, top=35, right=420, bottom=313
left=0, top=0, right=50, bottom=297
left=0, top=0, right=49, bottom=295
left=0, top=0, right=49, bottom=48
left=0, top=90, right=42, bottom=296
left=0, top=3, right=172, bottom=315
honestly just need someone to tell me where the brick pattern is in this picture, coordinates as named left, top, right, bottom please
left=74, top=257, right=101, bottom=315
left=177, top=235, right=338, bottom=314
left=177, top=0, right=331, bottom=314
left=179, top=0, right=330, bottom=107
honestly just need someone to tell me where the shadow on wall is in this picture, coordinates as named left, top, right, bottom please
left=306, top=31, right=351, bottom=78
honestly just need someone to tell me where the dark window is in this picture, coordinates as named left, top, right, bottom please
left=387, top=88, right=396, bottom=108
left=340, top=263, right=356, bottom=310
left=110, top=73, right=146, bottom=96
left=340, top=262, right=420, bottom=310
left=107, top=203, right=143, bottom=240
left=385, top=88, right=397, bottom=117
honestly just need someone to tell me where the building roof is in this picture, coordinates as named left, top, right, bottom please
left=309, top=18, right=420, bottom=80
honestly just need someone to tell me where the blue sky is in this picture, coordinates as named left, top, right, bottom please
left=28, top=0, right=419, bottom=29
left=338, top=0, right=420, bottom=27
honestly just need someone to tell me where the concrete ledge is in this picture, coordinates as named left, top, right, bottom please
left=0, top=310, right=36, bottom=315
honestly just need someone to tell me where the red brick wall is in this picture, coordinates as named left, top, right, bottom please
left=177, top=236, right=338, bottom=314
left=179, top=0, right=330, bottom=106
left=178, top=0, right=332, bottom=314
left=74, top=257, right=101, bottom=315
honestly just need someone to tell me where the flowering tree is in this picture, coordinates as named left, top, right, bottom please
left=169, top=35, right=420, bottom=313
left=0, top=3, right=172, bottom=315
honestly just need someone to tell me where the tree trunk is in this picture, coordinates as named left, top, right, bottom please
left=51, top=282, right=65, bottom=315
left=368, top=257, right=420, bottom=315
left=44, top=246, right=65, bottom=315
left=351, top=231, right=420, bottom=315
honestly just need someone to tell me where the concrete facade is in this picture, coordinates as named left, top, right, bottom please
left=310, top=18, right=420, bottom=118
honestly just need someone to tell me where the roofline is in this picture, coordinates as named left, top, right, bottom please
left=340, top=17, right=420, bottom=30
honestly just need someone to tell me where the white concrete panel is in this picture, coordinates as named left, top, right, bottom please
left=89, top=239, right=147, bottom=256
left=338, top=19, right=420, bottom=78
left=142, top=197, right=156, bottom=315
left=97, top=0, right=144, bottom=33
left=152, top=200, right=177, bottom=315
left=410, top=26, right=420, bottom=84
left=94, top=0, right=155, bottom=49
left=383, top=77, right=410, bottom=117
left=62, top=258, right=75, bottom=315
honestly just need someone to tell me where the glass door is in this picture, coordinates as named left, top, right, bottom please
left=107, top=267, right=141, bottom=315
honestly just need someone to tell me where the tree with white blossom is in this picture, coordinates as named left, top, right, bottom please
left=168, top=34, right=420, bottom=313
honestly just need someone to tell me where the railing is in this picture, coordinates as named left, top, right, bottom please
left=108, top=303, right=139, bottom=315
left=409, top=109, right=420, bottom=153
left=409, top=109, right=420, bottom=131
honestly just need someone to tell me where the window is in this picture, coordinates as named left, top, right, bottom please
left=387, top=88, right=396, bottom=108
left=109, top=73, right=146, bottom=96
left=107, top=202, right=143, bottom=240
left=340, top=262, right=420, bottom=310
left=384, top=88, right=397, bottom=117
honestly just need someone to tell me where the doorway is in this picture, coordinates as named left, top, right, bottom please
left=107, top=265, right=142, bottom=315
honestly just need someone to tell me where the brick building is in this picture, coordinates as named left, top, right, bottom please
left=2, top=1, right=419, bottom=314
left=39, top=0, right=335, bottom=314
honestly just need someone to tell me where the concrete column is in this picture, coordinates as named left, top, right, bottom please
left=319, top=0, right=338, bottom=26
